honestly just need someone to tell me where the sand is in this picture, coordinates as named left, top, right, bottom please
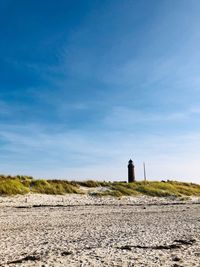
left=0, top=193, right=199, bottom=267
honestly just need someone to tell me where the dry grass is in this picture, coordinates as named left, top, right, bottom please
left=30, top=180, right=81, bottom=194
left=108, top=181, right=200, bottom=197
left=0, top=179, right=30, bottom=195
left=76, top=180, right=109, bottom=188
left=0, top=175, right=199, bottom=197
left=0, top=175, right=81, bottom=195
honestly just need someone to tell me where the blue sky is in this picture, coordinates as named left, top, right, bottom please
left=0, top=0, right=200, bottom=182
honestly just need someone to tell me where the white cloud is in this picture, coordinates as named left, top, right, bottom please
left=103, top=106, right=188, bottom=129
left=0, top=122, right=200, bottom=183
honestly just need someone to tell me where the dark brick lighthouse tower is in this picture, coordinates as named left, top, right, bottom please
left=128, top=159, right=135, bottom=183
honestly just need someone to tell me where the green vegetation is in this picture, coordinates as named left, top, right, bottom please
left=0, top=175, right=199, bottom=197
left=0, top=175, right=81, bottom=195
left=76, top=180, right=103, bottom=187
left=76, top=179, right=110, bottom=188
left=30, top=179, right=81, bottom=194
left=108, top=181, right=200, bottom=197
left=0, top=179, right=29, bottom=195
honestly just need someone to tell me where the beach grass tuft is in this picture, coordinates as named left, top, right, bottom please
left=0, top=178, right=30, bottom=195
left=0, top=175, right=199, bottom=197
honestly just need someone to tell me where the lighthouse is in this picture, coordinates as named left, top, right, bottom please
left=128, top=159, right=135, bottom=182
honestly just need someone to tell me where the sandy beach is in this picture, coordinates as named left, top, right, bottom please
left=0, top=194, right=199, bottom=267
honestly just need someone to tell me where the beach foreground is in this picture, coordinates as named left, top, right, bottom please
left=0, top=194, right=199, bottom=267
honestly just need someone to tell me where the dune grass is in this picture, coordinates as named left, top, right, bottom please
left=0, top=175, right=199, bottom=197
left=30, top=179, right=82, bottom=194
left=75, top=180, right=110, bottom=188
left=0, top=175, right=81, bottom=195
left=0, top=179, right=30, bottom=195
left=107, top=181, right=200, bottom=197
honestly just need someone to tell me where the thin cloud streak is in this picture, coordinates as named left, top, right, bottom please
left=0, top=122, right=200, bottom=182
